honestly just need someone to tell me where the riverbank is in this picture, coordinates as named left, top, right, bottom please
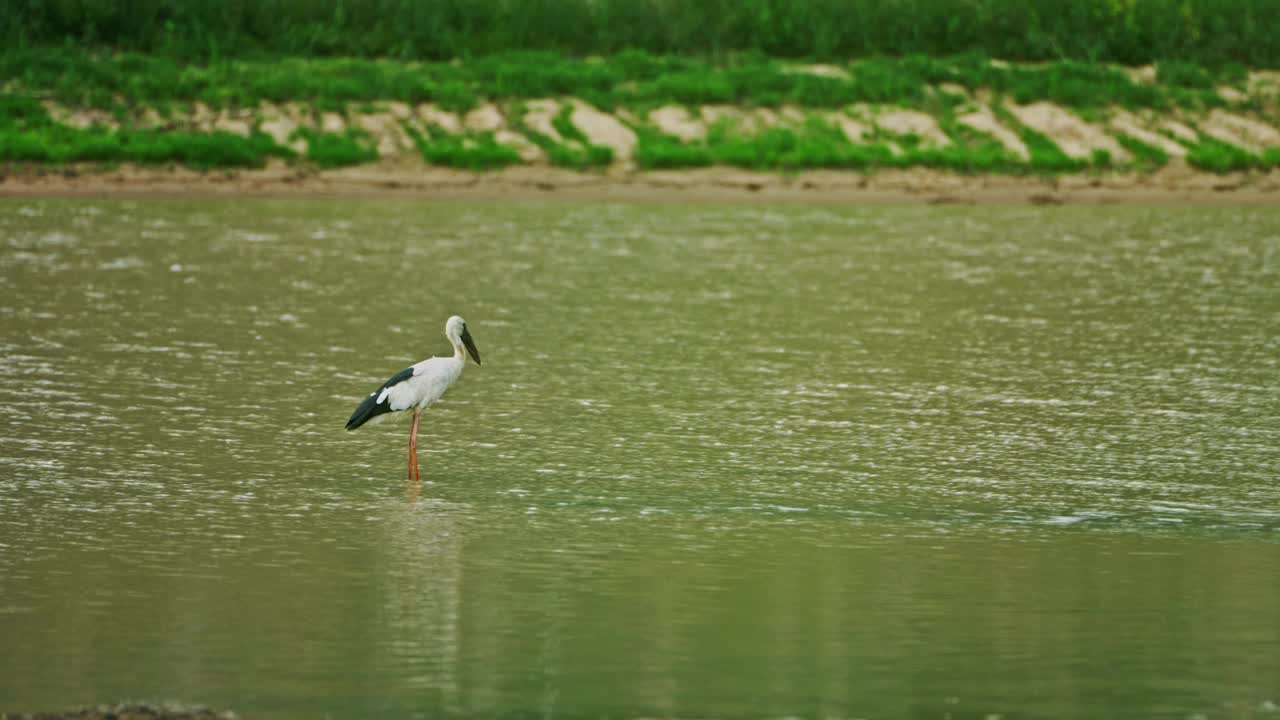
left=4, top=51, right=1279, bottom=198
left=4, top=158, right=1278, bottom=205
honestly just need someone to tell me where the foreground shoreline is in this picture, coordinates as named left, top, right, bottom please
left=2, top=162, right=1279, bottom=205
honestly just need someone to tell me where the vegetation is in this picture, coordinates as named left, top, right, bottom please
left=507, top=102, right=612, bottom=170
left=1115, top=134, right=1171, bottom=170
left=290, top=127, right=377, bottom=167
left=408, top=127, right=522, bottom=170
left=0, top=94, right=289, bottom=168
left=629, top=116, right=1031, bottom=174
left=1, top=10, right=1275, bottom=178
left=4, top=0, right=1280, bottom=68
left=1184, top=136, right=1280, bottom=172
left=0, top=48, right=1254, bottom=116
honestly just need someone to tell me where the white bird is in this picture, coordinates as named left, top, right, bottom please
left=346, top=315, right=482, bottom=481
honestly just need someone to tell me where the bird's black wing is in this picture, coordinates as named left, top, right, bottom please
left=346, top=366, right=414, bottom=430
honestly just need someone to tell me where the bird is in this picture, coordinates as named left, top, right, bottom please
left=345, top=315, right=482, bottom=481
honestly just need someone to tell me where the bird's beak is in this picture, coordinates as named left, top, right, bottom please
left=461, top=328, right=481, bottom=365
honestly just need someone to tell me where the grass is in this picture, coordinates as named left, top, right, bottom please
left=0, top=48, right=1263, bottom=117
left=289, top=127, right=377, bottom=168
left=632, top=114, right=1028, bottom=174
left=1115, top=134, right=1171, bottom=169
left=408, top=126, right=522, bottom=170
left=0, top=94, right=290, bottom=168
left=1184, top=136, right=1279, bottom=173
left=2, top=46, right=1274, bottom=177
left=5, top=0, right=1280, bottom=67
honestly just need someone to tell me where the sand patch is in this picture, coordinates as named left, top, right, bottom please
left=495, top=130, right=545, bottom=163
left=702, top=105, right=794, bottom=135
left=649, top=106, right=706, bottom=142
left=569, top=100, right=637, bottom=161
left=463, top=104, right=504, bottom=133
left=875, top=109, right=951, bottom=147
left=355, top=112, right=412, bottom=156
left=1008, top=102, right=1131, bottom=161
left=1108, top=110, right=1186, bottom=157
left=1217, top=85, right=1247, bottom=104
left=957, top=105, right=1028, bottom=160
left=1128, top=65, right=1158, bottom=84
left=40, top=102, right=116, bottom=130
left=1247, top=70, right=1280, bottom=100
left=258, top=102, right=306, bottom=154
left=320, top=112, right=345, bottom=134
left=1160, top=120, right=1198, bottom=144
left=212, top=110, right=252, bottom=137
left=189, top=102, right=217, bottom=132
left=820, top=111, right=870, bottom=143
left=522, top=99, right=565, bottom=142
left=136, top=107, right=166, bottom=129
left=700, top=105, right=742, bottom=131
left=786, top=63, right=851, bottom=80
left=416, top=104, right=462, bottom=134
left=1200, top=109, right=1280, bottom=151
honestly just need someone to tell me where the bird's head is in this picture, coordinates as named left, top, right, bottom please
left=446, top=315, right=481, bottom=365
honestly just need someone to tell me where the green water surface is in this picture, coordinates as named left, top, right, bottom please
left=1, top=199, right=1278, bottom=719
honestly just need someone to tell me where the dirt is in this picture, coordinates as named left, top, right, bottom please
left=957, top=105, right=1029, bottom=160
left=417, top=104, right=462, bottom=133
left=569, top=99, right=637, bottom=161
left=1008, top=102, right=1131, bottom=161
left=1201, top=109, right=1280, bottom=152
left=1108, top=110, right=1186, bottom=157
left=649, top=106, right=706, bottom=142
left=787, top=63, right=851, bottom=80
left=820, top=111, right=870, bottom=144
left=875, top=110, right=951, bottom=147
left=520, top=99, right=564, bottom=142
left=462, top=103, right=504, bottom=132
left=356, top=111, right=412, bottom=156
left=4, top=159, right=1277, bottom=206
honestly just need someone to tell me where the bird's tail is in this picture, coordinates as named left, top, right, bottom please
left=345, top=394, right=388, bottom=431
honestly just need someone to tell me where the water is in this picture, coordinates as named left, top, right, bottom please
left=1, top=198, right=1278, bottom=719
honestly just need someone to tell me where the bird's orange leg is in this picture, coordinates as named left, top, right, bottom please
left=408, top=410, right=422, bottom=481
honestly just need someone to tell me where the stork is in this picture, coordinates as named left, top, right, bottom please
left=346, top=315, right=482, bottom=480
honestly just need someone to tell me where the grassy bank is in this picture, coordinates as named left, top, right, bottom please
left=2, top=51, right=1278, bottom=176
left=4, top=0, right=1280, bottom=68
left=0, top=48, right=1258, bottom=114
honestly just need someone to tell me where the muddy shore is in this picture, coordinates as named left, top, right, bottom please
left=3, top=160, right=1278, bottom=205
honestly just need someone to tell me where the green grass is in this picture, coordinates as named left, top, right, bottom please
left=5, top=0, right=1280, bottom=67
left=632, top=127, right=715, bottom=169
left=290, top=127, right=377, bottom=168
left=1019, top=128, right=1087, bottom=172
left=408, top=126, right=522, bottom=170
left=3, top=46, right=1273, bottom=177
left=0, top=48, right=1265, bottom=118
left=1184, top=136, right=1276, bottom=173
left=633, top=114, right=1026, bottom=174
left=1115, top=134, right=1171, bottom=169
left=1156, top=62, right=1215, bottom=89
left=0, top=93, right=291, bottom=167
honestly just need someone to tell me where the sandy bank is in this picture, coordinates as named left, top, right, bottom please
left=2, top=161, right=1278, bottom=205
